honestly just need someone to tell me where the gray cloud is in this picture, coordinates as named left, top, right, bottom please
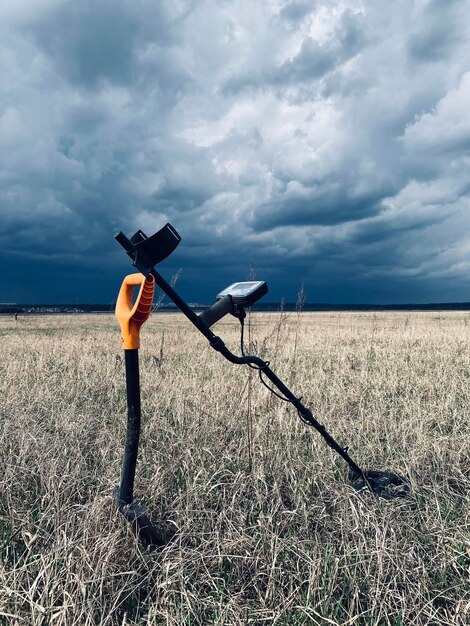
left=31, top=4, right=142, bottom=88
left=406, top=0, right=467, bottom=63
left=224, top=7, right=367, bottom=93
left=280, top=1, right=316, bottom=23
left=1, top=0, right=470, bottom=304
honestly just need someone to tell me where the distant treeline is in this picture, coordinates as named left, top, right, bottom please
left=256, top=302, right=470, bottom=311
left=3, top=302, right=470, bottom=314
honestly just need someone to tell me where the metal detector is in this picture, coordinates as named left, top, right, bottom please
left=114, top=223, right=409, bottom=543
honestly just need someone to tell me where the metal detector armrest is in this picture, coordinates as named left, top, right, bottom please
left=115, top=223, right=181, bottom=277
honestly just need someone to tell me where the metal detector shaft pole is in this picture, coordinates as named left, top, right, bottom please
left=142, top=263, right=363, bottom=476
left=148, top=265, right=362, bottom=474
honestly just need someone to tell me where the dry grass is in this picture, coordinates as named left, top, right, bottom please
left=0, top=311, right=469, bottom=625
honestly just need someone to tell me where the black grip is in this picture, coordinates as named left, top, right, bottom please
left=198, top=296, right=234, bottom=328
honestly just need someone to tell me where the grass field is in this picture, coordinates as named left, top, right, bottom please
left=0, top=310, right=469, bottom=625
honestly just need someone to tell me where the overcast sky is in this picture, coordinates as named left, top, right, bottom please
left=1, top=0, right=470, bottom=304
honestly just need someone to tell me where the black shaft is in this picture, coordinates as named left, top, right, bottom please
left=255, top=363, right=364, bottom=475
left=149, top=268, right=363, bottom=476
left=118, top=349, right=141, bottom=505
left=150, top=268, right=218, bottom=342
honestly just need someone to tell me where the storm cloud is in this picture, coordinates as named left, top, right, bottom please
left=1, top=0, right=470, bottom=303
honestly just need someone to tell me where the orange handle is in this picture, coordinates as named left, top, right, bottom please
left=115, top=273, right=155, bottom=349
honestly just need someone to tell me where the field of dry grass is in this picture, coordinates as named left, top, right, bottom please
left=0, top=310, right=469, bottom=625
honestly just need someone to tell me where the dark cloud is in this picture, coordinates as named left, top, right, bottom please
left=279, top=1, right=315, bottom=23
left=26, top=0, right=183, bottom=89
left=271, top=36, right=338, bottom=84
left=33, top=5, right=141, bottom=87
left=253, top=187, right=387, bottom=230
left=1, top=0, right=470, bottom=304
left=407, top=0, right=466, bottom=63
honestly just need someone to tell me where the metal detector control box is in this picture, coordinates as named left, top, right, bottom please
left=216, top=281, right=268, bottom=308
